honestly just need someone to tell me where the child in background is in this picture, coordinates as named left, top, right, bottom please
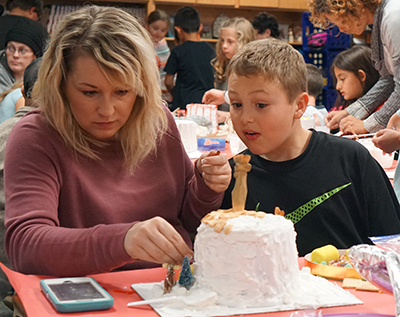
left=164, top=6, right=215, bottom=111
left=310, top=0, right=400, bottom=135
left=0, top=81, right=22, bottom=123
left=302, top=64, right=327, bottom=127
left=329, top=46, right=380, bottom=112
left=145, top=10, right=171, bottom=103
left=220, top=39, right=400, bottom=256
left=211, top=17, right=255, bottom=122
left=252, top=12, right=280, bottom=40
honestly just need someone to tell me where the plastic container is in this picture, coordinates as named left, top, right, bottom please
left=197, top=137, right=226, bottom=151
left=357, top=138, right=394, bottom=169
left=302, top=12, right=352, bottom=51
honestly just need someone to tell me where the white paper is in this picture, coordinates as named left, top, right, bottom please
left=131, top=271, right=362, bottom=317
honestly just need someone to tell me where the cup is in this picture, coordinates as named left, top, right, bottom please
left=357, top=138, right=394, bottom=169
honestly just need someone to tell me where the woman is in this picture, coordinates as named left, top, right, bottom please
left=309, top=0, right=400, bottom=134
left=0, top=18, right=47, bottom=93
left=4, top=5, right=231, bottom=277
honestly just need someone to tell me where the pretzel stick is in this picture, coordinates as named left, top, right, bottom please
left=231, top=154, right=251, bottom=211
left=349, top=127, right=360, bottom=141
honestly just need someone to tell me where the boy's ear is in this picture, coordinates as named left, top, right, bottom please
left=21, top=85, right=26, bottom=98
left=358, top=70, right=367, bottom=84
left=198, top=24, right=203, bottom=35
left=293, top=92, right=309, bottom=119
left=174, top=26, right=182, bottom=36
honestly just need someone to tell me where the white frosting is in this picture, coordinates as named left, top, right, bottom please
left=132, top=212, right=362, bottom=315
left=175, top=119, right=197, bottom=153
left=194, top=213, right=301, bottom=307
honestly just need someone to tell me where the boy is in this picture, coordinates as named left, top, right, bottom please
left=221, top=39, right=400, bottom=256
left=302, top=64, right=328, bottom=126
left=164, top=6, right=215, bottom=111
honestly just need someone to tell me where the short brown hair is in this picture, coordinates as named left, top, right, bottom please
left=227, top=38, right=307, bottom=103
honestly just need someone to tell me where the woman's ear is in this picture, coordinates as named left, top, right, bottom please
left=358, top=70, right=366, bottom=84
left=294, top=92, right=309, bottom=119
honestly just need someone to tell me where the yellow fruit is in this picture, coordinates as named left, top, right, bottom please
left=311, top=245, right=339, bottom=263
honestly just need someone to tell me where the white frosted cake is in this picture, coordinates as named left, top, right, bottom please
left=132, top=209, right=362, bottom=316
left=194, top=210, right=300, bottom=307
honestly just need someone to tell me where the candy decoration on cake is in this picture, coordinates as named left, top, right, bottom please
left=178, top=256, right=194, bottom=290
left=274, top=206, right=285, bottom=216
left=231, top=154, right=251, bottom=211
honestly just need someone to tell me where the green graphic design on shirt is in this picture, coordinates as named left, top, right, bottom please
left=284, top=183, right=351, bottom=224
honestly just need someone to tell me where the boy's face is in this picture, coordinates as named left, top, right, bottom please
left=229, top=73, right=307, bottom=161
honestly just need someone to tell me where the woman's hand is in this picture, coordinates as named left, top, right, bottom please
left=340, top=116, right=368, bottom=135
left=124, top=217, right=193, bottom=265
left=372, top=129, right=400, bottom=154
left=196, top=150, right=231, bottom=193
left=324, top=110, right=349, bottom=129
left=202, top=89, right=225, bottom=105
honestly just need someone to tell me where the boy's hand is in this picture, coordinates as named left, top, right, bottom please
left=196, top=150, right=231, bottom=193
left=325, top=110, right=349, bottom=129
left=124, top=217, right=193, bottom=265
left=202, top=89, right=225, bottom=105
left=340, top=116, right=368, bottom=135
left=373, top=129, right=400, bottom=154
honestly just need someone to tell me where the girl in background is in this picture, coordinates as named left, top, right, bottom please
left=310, top=0, right=400, bottom=135
left=146, top=10, right=171, bottom=102
left=0, top=81, right=22, bottom=123
left=329, top=45, right=380, bottom=113
left=206, top=17, right=255, bottom=122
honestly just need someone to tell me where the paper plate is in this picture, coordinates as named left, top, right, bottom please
left=304, top=249, right=363, bottom=280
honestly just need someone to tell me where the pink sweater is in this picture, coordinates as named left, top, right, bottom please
left=4, top=109, right=223, bottom=276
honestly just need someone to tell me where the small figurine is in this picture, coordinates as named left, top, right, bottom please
left=178, top=256, right=194, bottom=290
left=163, top=264, right=176, bottom=294
left=231, top=154, right=251, bottom=211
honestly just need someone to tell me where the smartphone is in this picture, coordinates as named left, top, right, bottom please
left=40, top=277, right=114, bottom=313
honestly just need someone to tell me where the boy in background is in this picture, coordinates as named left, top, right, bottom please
left=221, top=39, right=400, bottom=256
left=302, top=64, right=328, bottom=126
left=164, top=6, right=215, bottom=111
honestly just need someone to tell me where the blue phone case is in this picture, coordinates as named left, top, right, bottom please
left=40, top=277, right=114, bottom=313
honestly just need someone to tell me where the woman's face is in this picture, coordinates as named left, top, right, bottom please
left=147, top=20, right=169, bottom=43
left=326, top=13, right=370, bottom=35
left=220, top=27, right=238, bottom=60
left=6, top=41, right=36, bottom=79
left=65, top=54, right=137, bottom=141
left=334, top=66, right=365, bottom=101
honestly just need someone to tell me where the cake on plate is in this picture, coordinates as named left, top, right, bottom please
left=131, top=154, right=361, bottom=316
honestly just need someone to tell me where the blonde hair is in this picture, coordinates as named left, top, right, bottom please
left=227, top=39, right=307, bottom=103
left=0, top=81, right=23, bottom=103
left=33, top=5, right=168, bottom=173
left=309, top=0, right=382, bottom=28
left=213, top=17, right=255, bottom=84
